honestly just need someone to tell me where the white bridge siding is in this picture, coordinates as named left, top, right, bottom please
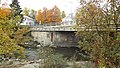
left=30, top=24, right=120, bottom=32
left=31, top=32, right=78, bottom=47
left=30, top=26, right=76, bottom=32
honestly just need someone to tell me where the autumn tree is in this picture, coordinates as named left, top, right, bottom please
left=51, top=5, right=62, bottom=22
left=42, top=7, right=49, bottom=23
left=75, top=0, right=120, bottom=67
left=36, top=9, right=42, bottom=24
left=36, top=6, right=64, bottom=24
left=0, top=0, right=32, bottom=59
left=47, top=9, right=54, bottom=22
left=0, top=7, right=25, bottom=59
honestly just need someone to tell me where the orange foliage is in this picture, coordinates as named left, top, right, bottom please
left=51, top=6, right=62, bottom=22
left=36, top=9, right=42, bottom=23
left=36, top=6, right=62, bottom=24
left=0, top=7, right=10, bottom=20
left=42, top=7, right=49, bottom=23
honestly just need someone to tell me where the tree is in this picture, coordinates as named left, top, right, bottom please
left=47, top=9, right=53, bottom=23
left=42, top=7, right=49, bottom=23
left=0, top=7, right=10, bottom=20
left=36, top=9, right=42, bottom=24
left=22, top=7, right=30, bottom=16
left=10, top=0, right=23, bottom=23
left=0, top=0, right=32, bottom=59
left=29, top=9, right=35, bottom=19
left=75, top=0, right=120, bottom=67
left=9, top=0, right=32, bottom=47
left=23, top=8, right=36, bottom=19
left=52, top=5, right=62, bottom=22
left=61, top=11, right=66, bottom=18
left=0, top=7, right=25, bottom=58
left=35, top=6, right=63, bottom=24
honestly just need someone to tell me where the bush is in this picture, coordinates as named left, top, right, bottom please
left=38, top=47, right=68, bottom=68
left=38, top=46, right=53, bottom=59
left=42, top=53, right=68, bottom=68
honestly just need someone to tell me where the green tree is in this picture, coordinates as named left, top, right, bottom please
left=75, top=0, right=120, bottom=67
left=22, top=7, right=30, bottom=16
left=61, top=11, right=66, bottom=18
left=29, top=9, right=35, bottom=19
left=10, top=0, right=23, bottom=23
left=9, top=0, right=32, bottom=47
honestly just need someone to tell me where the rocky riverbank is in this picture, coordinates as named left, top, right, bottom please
left=0, top=59, right=43, bottom=68
left=0, top=59, right=96, bottom=68
left=0, top=47, right=96, bottom=68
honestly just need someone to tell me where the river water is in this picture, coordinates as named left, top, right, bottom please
left=25, top=47, right=85, bottom=61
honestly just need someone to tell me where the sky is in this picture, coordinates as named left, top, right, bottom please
left=18, top=0, right=80, bottom=15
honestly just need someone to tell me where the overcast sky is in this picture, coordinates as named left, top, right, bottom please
left=18, top=0, right=79, bottom=15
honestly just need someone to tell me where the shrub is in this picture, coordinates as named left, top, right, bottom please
left=38, top=47, right=68, bottom=68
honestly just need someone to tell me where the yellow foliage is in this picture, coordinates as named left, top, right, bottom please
left=0, top=7, right=26, bottom=58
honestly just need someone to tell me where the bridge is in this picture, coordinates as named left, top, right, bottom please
left=30, top=24, right=120, bottom=32
left=30, top=24, right=78, bottom=47
left=30, top=23, right=120, bottom=47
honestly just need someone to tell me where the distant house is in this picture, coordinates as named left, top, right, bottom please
left=61, top=13, right=76, bottom=26
left=21, top=16, right=35, bottom=26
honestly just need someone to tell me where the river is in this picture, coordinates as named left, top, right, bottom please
left=25, top=47, right=87, bottom=61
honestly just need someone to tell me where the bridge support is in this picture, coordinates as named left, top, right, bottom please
left=31, top=31, right=78, bottom=47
